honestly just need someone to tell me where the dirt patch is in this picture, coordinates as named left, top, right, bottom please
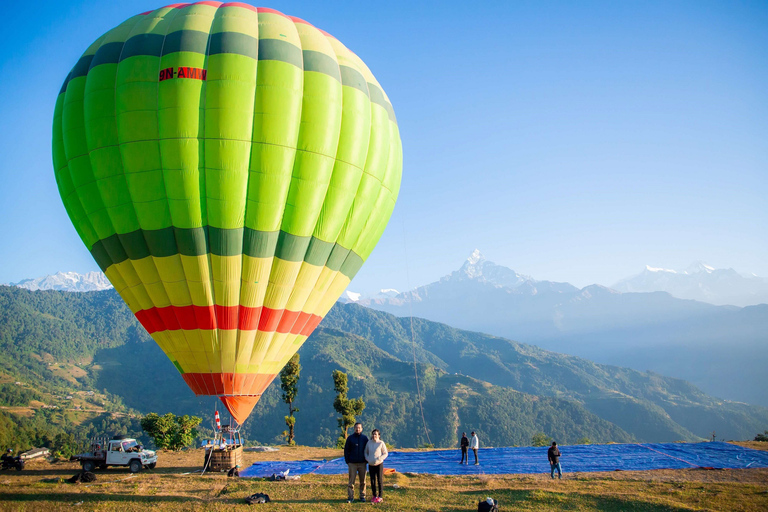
left=732, top=441, right=768, bottom=452
left=0, top=406, right=34, bottom=417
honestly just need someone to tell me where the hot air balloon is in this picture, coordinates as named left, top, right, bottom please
left=52, top=2, right=402, bottom=424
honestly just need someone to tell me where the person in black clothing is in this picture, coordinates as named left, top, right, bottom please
left=344, top=422, right=369, bottom=503
left=548, top=442, right=562, bottom=479
left=459, top=432, right=469, bottom=464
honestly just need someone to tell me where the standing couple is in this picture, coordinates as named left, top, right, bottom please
left=459, top=431, right=480, bottom=465
left=344, top=422, right=389, bottom=504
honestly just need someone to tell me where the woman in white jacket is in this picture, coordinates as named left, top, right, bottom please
left=364, top=429, right=389, bottom=503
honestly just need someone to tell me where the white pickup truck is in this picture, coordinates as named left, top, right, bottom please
left=72, top=436, right=157, bottom=473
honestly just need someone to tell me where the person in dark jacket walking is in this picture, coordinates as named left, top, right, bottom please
left=459, top=432, right=469, bottom=464
left=548, top=442, right=562, bottom=479
left=344, top=422, right=369, bottom=502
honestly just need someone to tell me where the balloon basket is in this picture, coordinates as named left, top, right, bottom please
left=203, top=423, right=244, bottom=472
left=205, top=445, right=243, bottom=472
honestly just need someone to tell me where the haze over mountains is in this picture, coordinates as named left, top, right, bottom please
left=352, top=251, right=768, bottom=407
left=10, top=253, right=767, bottom=307
left=612, top=262, right=768, bottom=307
left=7, top=254, right=767, bottom=406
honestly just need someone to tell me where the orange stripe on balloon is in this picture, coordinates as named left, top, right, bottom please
left=182, top=372, right=277, bottom=396
left=135, top=305, right=323, bottom=336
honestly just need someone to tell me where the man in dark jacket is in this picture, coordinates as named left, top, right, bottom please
left=344, top=422, right=369, bottom=502
left=459, top=432, right=469, bottom=464
left=547, top=442, right=562, bottom=479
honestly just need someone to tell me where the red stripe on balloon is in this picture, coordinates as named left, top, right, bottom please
left=221, top=2, right=257, bottom=11
left=288, top=16, right=313, bottom=26
left=134, top=305, right=322, bottom=336
left=257, top=7, right=290, bottom=18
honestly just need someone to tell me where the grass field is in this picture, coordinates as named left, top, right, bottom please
left=0, top=443, right=766, bottom=511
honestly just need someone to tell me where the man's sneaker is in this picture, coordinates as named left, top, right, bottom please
left=347, top=499, right=353, bottom=503
left=474, top=462, right=479, bottom=465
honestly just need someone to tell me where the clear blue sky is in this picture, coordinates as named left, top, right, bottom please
left=0, top=0, right=766, bottom=293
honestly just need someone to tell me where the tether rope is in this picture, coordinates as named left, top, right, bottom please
left=402, top=221, right=432, bottom=448
left=637, top=443, right=699, bottom=467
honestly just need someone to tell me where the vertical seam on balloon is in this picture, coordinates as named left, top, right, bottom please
left=263, top=22, right=342, bottom=362
left=111, top=9, right=185, bottom=376
left=58, top=36, right=106, bottom=251
left=346, top=118, right=394, bottom=271
left=87, top=23, right=149, bottom=318
left=280, top=39, right=364, bottom=341
left=201, top=6, right=224, bottom=395
left=185, top=8, right=218, bottom=394
left=254, top=14, right=304, bottom=380
left=64, top=31, right=149, bottom=320
left=152, top=5, right=213, bottom=385
left=314, top=84, right=394, bottom=321
left=235, top=7, right=261, bottom=393
left=175, top=7, right=217, bottom=394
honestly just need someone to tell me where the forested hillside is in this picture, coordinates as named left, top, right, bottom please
left=1, top=286, right=765, bottom=450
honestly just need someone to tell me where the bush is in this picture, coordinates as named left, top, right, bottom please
left=755, top=430, right=768, bottom=442
left=531, top=432, right=552, bottom=447
left=140, top=412, right=201, bottom=451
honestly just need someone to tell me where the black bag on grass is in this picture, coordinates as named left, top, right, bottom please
left=478, top=497, right=498, bottom=512
left=245, top=492, right=271, bottom=504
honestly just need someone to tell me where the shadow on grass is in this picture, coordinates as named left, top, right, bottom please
left=0, top=492, right=202, bottom=504
left=20, top=466, right=204, bottom=477
left=461, top=489, right=692, bottom=511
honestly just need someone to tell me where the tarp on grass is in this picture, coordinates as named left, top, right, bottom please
left=240, top=442, right=768, bottom=478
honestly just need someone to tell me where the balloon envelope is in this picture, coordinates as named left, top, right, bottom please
left=53, top=2, right=402, bottom=423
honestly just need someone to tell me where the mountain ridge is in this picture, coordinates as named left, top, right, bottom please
left=3, top=286, right=767, bottom=445
left=354, top=252, right=768, bottom=406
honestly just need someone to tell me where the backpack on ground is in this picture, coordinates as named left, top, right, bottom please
left=245, top=492, right=271, bottom=504
left=478, top=497, right=498, bottom=512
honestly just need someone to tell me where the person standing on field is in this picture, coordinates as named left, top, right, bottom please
left=344, top=422, right=369, bottom=503
left=470, top=431, right=480, bottom=465
left=459, top=432, right=469, bottom=464
left=548, top=441, right=562, bottom=479
left=364, top=429, right=389, bottom=503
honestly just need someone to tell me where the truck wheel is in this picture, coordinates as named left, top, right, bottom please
left=129, top=459, right=142, bottom=473
left=82, top=461, right=95, bottom=472
left=148, top=462, right=156, bottom=469
left=15, top=462, right=23, bottom=472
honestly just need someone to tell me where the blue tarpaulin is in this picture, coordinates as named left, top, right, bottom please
left=240, top=442, right=768, bottom=478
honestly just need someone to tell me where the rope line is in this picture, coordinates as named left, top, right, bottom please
left=638, top=443, right=699, bottom=467
left=402, top=221, right=432, bottom=448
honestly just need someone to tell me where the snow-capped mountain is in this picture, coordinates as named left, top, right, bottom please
left=612, top=263, right=768, bottom=307
left=373, top=250, right=576, bottom=306
left=6, top=271, right=113, bottom=292
left=352, top=250, right=768, bottom=407
left=339, top=288, right=400, bottom=304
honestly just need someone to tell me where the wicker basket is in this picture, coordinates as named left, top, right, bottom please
left=205, top=445, right=243, bottom=472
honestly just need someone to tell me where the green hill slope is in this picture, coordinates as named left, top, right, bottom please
left=0, top=286, right=765, bottom=448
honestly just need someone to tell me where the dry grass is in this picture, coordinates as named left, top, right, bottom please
left=0, top=445, right=765, bottom=511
